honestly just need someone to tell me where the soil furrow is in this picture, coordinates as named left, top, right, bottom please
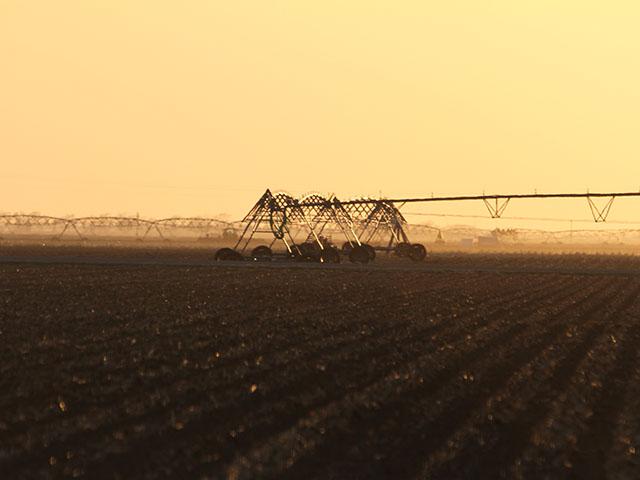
left=78, top=275, right=577, bottom=477
left=1, top=274, right=563, bottom=473
left=425, top=278, right=640, bottom=479
left=273, top=278, right=620, bottom=479
left=3, top=254, right=640, bottom=480
left=223, top=277, right=607, bottom=479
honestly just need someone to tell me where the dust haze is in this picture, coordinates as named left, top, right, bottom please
left=3, top=2, right=640, bottom=479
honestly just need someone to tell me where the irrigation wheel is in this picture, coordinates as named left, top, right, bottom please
left=269, top=209, right=287, bottom=239
left=215, top=248, right=243, bottom=261
left=295, top=242, right=322, bottom=262
left=362, top=244, right=376, bottom=261
left=251, top=245, right=273, bottom=261
left=321, top=246, right=341, bottom=264
left=395, top=242, right=412, bottom=257
left=349, top=245, right=370, bottom=264
left=409, top=243, right=427, bottom=262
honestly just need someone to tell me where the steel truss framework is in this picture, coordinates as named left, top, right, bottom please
left=238, top=189, right=412, bottom=250
left=222, top=189, right=426, bottom=264
left=0, top=214, right=238, bottom=240
left=5, top=190, right=640, bottom=257
left=217, top=189, right=640, bottom=264
left=323, top=191, right=639, bottom=223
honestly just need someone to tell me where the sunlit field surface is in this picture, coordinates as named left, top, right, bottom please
left=2, top=246, right=640, bottom=479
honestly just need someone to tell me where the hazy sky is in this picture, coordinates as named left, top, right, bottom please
left=2, top=1, right=640, bottom=227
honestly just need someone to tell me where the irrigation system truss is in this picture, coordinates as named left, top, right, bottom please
left=214, top=189, right=640, bottom=264
left=3, top=190, right=640, bottom=264
left=302, top=191, right=640, bottom=222
left=0, top=214, right=240, bottom=240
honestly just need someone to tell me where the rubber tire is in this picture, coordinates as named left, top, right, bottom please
left=289, top=244, right=303, bottom=261
left=395, top=242, right=412, bottom=258
left=215, top=248, right=243, bottom=261
left=362, top=244, right=376, bottom=261
left=409, top=243, right=427, bottom=262
left=298, top=242, right=322, bottom=262
left=342, top=242, right=353, bottom=254
left=321, top=246, right=341, bottom=264
left=349, top=245, right=370, bottom=264
left=251, top=245, right=273, bottom=261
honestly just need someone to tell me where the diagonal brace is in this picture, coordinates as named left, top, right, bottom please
left=587, top=196, right=615, bottom=222
left=483, top=197, right=511, bottom=218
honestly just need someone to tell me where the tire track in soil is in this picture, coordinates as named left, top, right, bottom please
left=424, top=278, right=640, bottom=479
left=218, top=276, right=606, bottom=480
left=268, top=277, right=621, bottom=480
left=6, top=274, right=575, bottom=478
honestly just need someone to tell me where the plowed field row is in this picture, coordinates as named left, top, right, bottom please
left=1, top=259, right=639, bottom=479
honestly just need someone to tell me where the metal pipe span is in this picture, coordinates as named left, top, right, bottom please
left=335, top=191, right=640, bottom=206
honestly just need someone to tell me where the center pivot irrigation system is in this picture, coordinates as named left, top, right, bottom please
left=215, top=189, right=640, bottom=264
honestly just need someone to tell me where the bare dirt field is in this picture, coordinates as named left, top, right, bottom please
left=1, top=245, right=640, bottom=479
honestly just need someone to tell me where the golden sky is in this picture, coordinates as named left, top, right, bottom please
left=2, top=1, right=640, bottom=227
